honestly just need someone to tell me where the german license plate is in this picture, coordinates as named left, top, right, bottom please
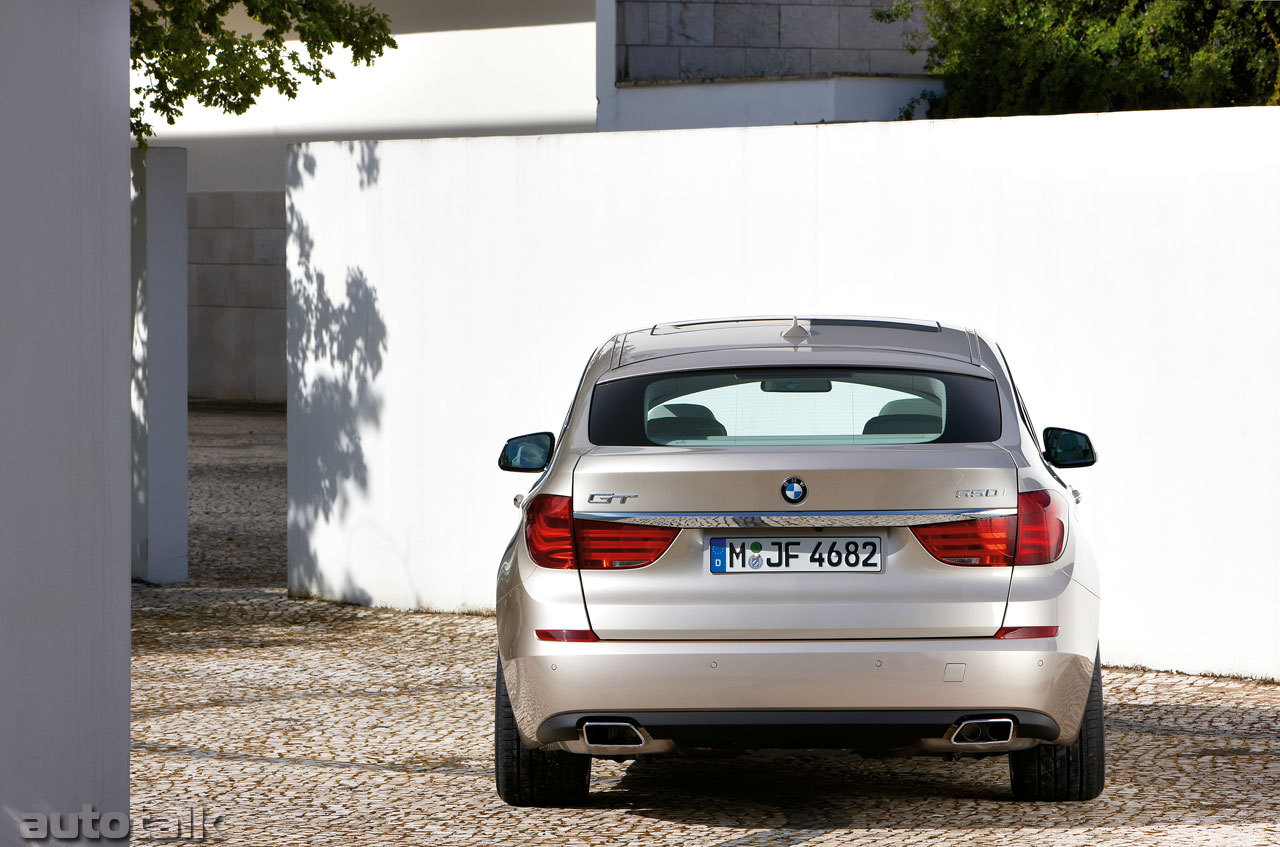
left=709, top=536, right=883, bottom=573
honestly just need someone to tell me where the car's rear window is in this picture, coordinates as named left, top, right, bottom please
left=589, top=368, right=1001, bottom=446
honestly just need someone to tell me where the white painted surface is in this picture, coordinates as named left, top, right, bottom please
left=0, top=0, right=131, bottom=839
left=602, top=76, right=937, bottom=132
left=288, top=107, right=1280, bottom=681
left=141, top=23, right=596, bottom=191
left=132, top=147, right=189, bottom=584
left=594, top=0, right=936, bottom=131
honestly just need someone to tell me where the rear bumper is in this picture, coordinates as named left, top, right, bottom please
left=502, top=637, right=1095, bottom=753
left=539, top=708, right=1059, bottom=754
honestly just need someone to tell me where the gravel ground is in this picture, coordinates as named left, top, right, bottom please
left=130, top=409, right=1280, bottom=846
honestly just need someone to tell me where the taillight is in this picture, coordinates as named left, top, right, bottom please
left=911, top=514, right=1016, bottom=566
left=911, top=488, right=1068, bottom=567
left=524, top=494, right=678, bottom=570
left=524, top=494, right=576, bottom=568
left=576, top=520, right=679, bottom=569
left=1014, top=489, right=1067, bottom=565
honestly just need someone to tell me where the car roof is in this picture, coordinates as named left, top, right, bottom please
left=609, top=316, right=986, bottom=373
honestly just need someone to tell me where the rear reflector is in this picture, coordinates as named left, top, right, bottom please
left=995, top=626, right=1059, bottom=639
left=535, top=629, right=599, bottom=642
left=524, top=493, right=678, bottom=570
left=575, top=519, right=679, bottom=570
left=911, top=514, right=1016, bottom=566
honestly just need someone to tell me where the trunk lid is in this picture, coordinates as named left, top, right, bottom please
left=573, top=444, right=1017, bottom=640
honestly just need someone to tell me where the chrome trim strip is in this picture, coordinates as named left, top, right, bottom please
left=572, top=508, right=1015, bottom=528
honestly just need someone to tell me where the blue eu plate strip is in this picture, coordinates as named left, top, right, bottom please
left=709, top=538, right=727, bottom=573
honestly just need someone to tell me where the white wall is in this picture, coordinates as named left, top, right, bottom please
left=142, top=21, right=596, bottom=191
left=132, top=148, right=189, bottom=584
left=601, top=75, right=937, bottom=131
left=288, top=107, right=1280, bottom=681
left=0, top=0, right=131, bottom=841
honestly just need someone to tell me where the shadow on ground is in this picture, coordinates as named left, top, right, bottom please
left=132, top=408, right=373, bottom=656
left=577, top=697, right=1280, bottom=836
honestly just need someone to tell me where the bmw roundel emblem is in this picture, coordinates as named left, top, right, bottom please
left=781, top=477, right=807, bottom=504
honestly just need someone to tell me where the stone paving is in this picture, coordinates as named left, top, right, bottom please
left=131, top=409, right=1280, bottom=846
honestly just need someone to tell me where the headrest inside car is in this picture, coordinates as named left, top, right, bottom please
left=862, top=414, right=943, bottom=435
left=646, top=415, right=728, bottom=441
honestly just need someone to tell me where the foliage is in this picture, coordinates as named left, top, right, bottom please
left=875, top=0, right=1280, bottom=119
left=131, top=0, right=396, bottom=143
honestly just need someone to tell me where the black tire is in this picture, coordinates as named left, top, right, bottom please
left=1009, top=648, right=1106, bottom=801
left=494, top=657, right=591, bottom=807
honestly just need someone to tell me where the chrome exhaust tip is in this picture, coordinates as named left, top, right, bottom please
left=553, top=720, right=676, bottom=756
left=953, top=718, right=1015, bottom=745
left=581, top=721, right=645, bottom=749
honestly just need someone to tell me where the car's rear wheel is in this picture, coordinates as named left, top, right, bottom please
left=1008, top=648, right=1105, bottom=801
left=494, top=657, right=591, bottom=807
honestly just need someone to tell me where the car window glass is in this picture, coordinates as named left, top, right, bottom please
left=590, top=368, right=1000, bottom=447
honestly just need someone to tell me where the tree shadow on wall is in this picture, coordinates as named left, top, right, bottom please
left=346, top=139, right=380, bottom=189
left=286, top=143, right=386, bottom=605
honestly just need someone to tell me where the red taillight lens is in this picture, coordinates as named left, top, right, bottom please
left=912, top=488, right=1069, bottom=567
left=995, top=625, right=1059, bottom=639
left=524, top=495, right=678, bottom=570
left=524, top=494, right=576, bottom=568
left=911, top=514, right=1016, bottom=566
left=1014, top=489, right=1067, bottom=565
left=535, top=629, right=599, bottom=642
left=575, top=520, right=679, bottom=570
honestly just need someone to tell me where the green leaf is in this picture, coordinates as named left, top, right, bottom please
left=130, top=0, right=396, bottom=144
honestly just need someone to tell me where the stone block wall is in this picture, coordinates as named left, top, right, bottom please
left=188, top=192, right=287, bottom=403
left=616, top=0, right=926, bottom=83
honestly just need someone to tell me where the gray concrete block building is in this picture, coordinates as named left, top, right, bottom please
left=616, top=0, right=925, bottom=83
left=598, top=0, right=935, bottom=132
left=187, top=192, right=287, bottom=404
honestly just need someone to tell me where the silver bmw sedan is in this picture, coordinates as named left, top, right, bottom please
left=495, top=316, right=1102, bottom=806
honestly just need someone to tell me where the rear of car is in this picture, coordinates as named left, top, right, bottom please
left=494, top=318, right=1103, bottom=806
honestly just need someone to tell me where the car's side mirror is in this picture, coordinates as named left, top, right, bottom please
left=1042, top=427, right=1096, bottom=468
left=498, top=432, right=554, bottom=473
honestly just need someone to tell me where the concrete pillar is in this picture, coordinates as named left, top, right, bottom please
left=0, top=1, right=131, bottom=843
left=132, top=147, right=190, bottom=584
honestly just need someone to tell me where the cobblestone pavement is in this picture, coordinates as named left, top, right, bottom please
left=131, top=409, right=1280, bottom=846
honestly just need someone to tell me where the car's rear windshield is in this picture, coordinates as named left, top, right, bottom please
left=589, top=367, right=1001, bottom=446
